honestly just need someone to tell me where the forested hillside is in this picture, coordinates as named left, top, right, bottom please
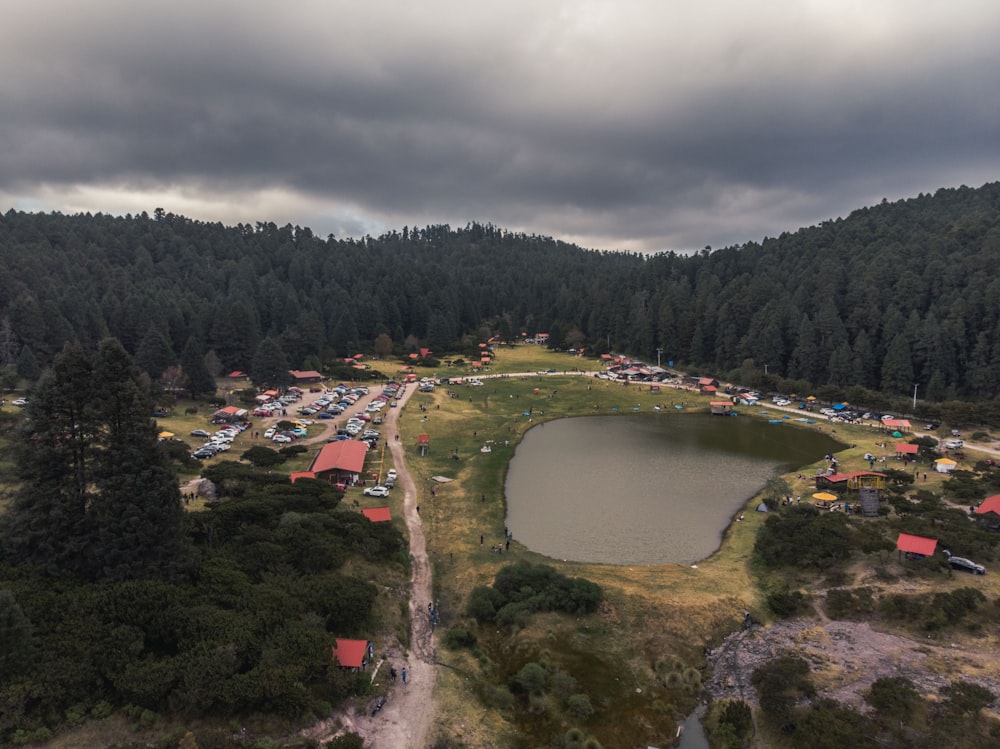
left=2, top=182, right=999, bottom=401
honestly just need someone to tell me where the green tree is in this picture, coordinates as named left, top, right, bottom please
left=180, top=336, right=216, bottom=397
left=89, top=338, right=192, bottom=581
left=2, top=339, right=191, bottom=582
left=134, top=324, right=176, bottom=379
left=250, top=337, right=292, bottom=389
left=880, top=333, right=915, bottom=396
left=15, top=345, right=40, bottom=381
left=2, top=343, right=98, bottom=576
left=0, top=590, right=35, bottom=679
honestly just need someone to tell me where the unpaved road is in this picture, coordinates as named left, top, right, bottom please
left=302, top=381, right=439, bottom=748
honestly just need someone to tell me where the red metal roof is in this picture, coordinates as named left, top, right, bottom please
left=974, top=495, right=1000, bottom=517
left=896, top=533, right=938, bottom=556
left=310, top=441, right=367, bottom=474
left=895, top=443, right=919, bottom=454
left=362, top=507, right=392, bottom=522
left=289, top=369, right=323, bottom=380
left=331, top=638, right=368, bottom=668
left=289, top=471, right=316, bottom=483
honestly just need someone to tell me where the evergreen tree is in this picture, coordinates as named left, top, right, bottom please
left=0, top=590, right=35, bottom=679
left=880, top=333, right=915, bottom=396
left=2, top=343, right=98, bottom=576
left=15, top=345, right=40, bottom=381
left=92, top=339, right=192, bottom=581
left=1, top=339, right=191, bottom=582
left=180, top=336, right=216, bottom=397
left=134, top=324, right=176, bottom=380
left=250, top=337, right=292, bottom=388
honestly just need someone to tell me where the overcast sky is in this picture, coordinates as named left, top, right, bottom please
left=3, top=1, right=999, bottom=253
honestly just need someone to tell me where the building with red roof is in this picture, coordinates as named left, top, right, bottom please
left=974, top=495, right=1000, bottom=522
left=896, top=532, right=937, bottom=559
left=895, top=443, right=919, bottom=456
left=212, top=406, right=247, bottom=423
left=362, top=507, right=392, bottom=522
left=310, top=441, right=367, bottom=484
left=331, top=638, right=370, bottom=670
left=289, top=369, right=323, bottom=383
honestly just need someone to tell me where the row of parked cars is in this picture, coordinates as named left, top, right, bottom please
left=190, top=422, right=251, bottom=459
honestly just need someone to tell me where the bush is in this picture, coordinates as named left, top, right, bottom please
left=443, top=627, right=477, bottom=649
left=767, top=587, right=809, bottom=617
left=825, top=588, right=875, bottom=620
left=565, top=693, right=594, bottom=721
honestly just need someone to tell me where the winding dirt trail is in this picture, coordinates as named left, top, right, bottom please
left=303, top=381, right=439, bottom=748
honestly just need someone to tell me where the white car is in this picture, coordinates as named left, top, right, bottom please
left=272, top=434, right=293, bottom=443
left=12, top=398, right=28, bottom=406
left=387, top=469, right=398, bottom=481
left=363, top=485, right=390, bottom=497
left=264, top=427, right=276, bottom=439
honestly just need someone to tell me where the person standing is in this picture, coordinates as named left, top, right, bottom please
left=401, top=667, right=408, bottom=684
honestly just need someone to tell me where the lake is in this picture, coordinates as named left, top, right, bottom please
left=504, top=413, right=843, bottom=565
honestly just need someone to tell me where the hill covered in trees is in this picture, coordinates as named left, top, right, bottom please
left=1, top=182, right=999, bottom=404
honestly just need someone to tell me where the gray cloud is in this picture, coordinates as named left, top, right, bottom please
left=2, top=1, right=999, bottom=251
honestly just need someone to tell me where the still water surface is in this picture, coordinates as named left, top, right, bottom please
left=505, top=413, right=842, bottom=565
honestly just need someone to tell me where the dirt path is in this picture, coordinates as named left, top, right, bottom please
left=303, top=381, right=439, bottom=748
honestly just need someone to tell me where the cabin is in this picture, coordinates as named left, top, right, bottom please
left=309, top=440, right=368, bottom=485
left=289, top=369, right=323, bottom=384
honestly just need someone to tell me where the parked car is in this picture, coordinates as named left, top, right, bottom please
left=363, top=485, right=390, bottom=497
left=190, top=429, right=211, bottom=437
left=12, top=398, right=28, bottom=406
left=387, top=469, right=398, bottom=481
left=945, top=439, right=964, bottom=449
left=944, top=551, right=985, bottom=575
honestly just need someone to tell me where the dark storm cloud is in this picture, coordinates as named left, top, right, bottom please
left=3, top=1, right=999, bottom=251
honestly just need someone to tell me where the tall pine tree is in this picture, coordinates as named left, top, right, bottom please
left=1, top=339, right=192, bottom=582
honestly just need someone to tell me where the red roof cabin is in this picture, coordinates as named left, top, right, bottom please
left=974, top=495, right=1000, bottom=524
left=331, top=638, right=370, bottom=670
left=895, top=443, right=919, bottom=457
left=289, top=369, right=323, bottom=383
left=310, top=441, right=367, bottom=485
left=896, top=532, right=938, bottom=561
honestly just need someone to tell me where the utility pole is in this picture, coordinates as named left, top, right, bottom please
left=913, top=383, right=918, bottom=410
left=655, top=347, right=663, bottom=368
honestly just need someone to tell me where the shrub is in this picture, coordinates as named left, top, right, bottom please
left=443, top=627, right=477, bottom=649
left=767, top=587, right=809, bottom=617
left=513, top=662, right=548, bottom=694
left=565, top=693, right=594, bottom=721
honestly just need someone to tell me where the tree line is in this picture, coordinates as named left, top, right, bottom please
left=1, top=182, right=999, bottom=403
